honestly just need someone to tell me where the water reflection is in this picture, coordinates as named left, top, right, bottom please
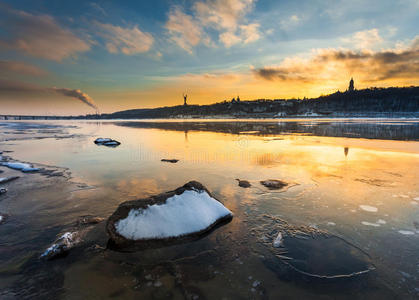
left=0, top=119, right=418, bottom=299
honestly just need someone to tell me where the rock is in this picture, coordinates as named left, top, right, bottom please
left=236, top=179, right=251, bottom=188
left=40, top=232, right=81, bottom=260
left=94, top=138, right=121, bottom=147
left=0, top=176, right=19, bottom=184
left=77, top=215, right=105, bottom=226
left=260, top=179, right=288, bottom=190
left=106, top=181, right=233, bottom=249
left=0, top=187, right=7, bottom=194
left=161, top=159, right=179, bottom=163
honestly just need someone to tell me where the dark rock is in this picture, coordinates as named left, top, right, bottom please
left=236, top=179, right=251, bottom=188
left=106, top=181, right=233, bottom=250
left=161, top=159, right=179, bottom=163
left=260, top=179, right=288, bottom=190
left=94, top=138, right=121, bottom=147
left=0, top=187, right=7, bottom=194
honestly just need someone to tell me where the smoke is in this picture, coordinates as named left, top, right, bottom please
left=51, top=87, right=98, bottom=111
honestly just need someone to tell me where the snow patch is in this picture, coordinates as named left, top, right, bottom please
left=359, top=205, right=378, bottom=212
left=2, top=162, right=39, bottom=172
left=115, top=190, right=232, bottom=240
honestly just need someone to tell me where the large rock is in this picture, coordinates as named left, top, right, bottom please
left=106, top=181, right=233, bottom=249
left=94, top=138, right=121, bottom=147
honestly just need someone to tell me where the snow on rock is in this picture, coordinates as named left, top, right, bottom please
left=0, top=187, right=7, bottom=194
left=359, top=205, right=378, bottom=212
left=107, top=181, right=233, bottom=247
left=94, top=138, right=113, bottom=144
left=0, top=214, right=6, bottom=224
left=40, top=232, right=81, bottom=260
left=1, top=162, right=39, bottom=172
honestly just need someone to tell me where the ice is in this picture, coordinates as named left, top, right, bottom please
left=413, top=197, right=419, bottom=201
left=2, top=162, right=39, bottom=172
left=115, top=190, right=232, bottom=240
left=359, top=205, right=378, bottom=212
left=327, top=222, right=336, bottom=226
left=377, top=219, right=387, bottom=224
left=361, top=221, right=380, bottom=227
left=0, top=215, right=3, bottom=222
left=398, top=230, right=415, bottom=235
left=40, top=232, right=79, bottom=259
left=252, top=280, right=261, bottom=288
left=273, top=232, right=283, bottom=248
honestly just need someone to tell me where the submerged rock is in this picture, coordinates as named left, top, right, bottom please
left=236, top=179, right=251, bottom=188
left=260, top=179, right=288, bottom=190
left=106, top=181, right=233, bottom=249
left=0, top=176, right=19, bottom=184
left=1, top=162, right=39, bottom=172
left=94, top=138, right=121, bottom=147
left=161, top=159, right=179, bottom=163
left=40, top=232, right=81, bottom=260
left=77, top=215, right=105, bottom=226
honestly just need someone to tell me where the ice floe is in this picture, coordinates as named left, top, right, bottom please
left=273, top=232, right=283, bottom=248
left=359, top=205, right=378, bottom=212
left=398, top=230, right=415, bottom=235
left=1, top=162, right=39, bottom=172
left=0, top=176, right=19, bottom=184
left=115, top=189, right=232, bottom=240
left=361, top=221, right=381, bottom=227
left=40, top=232, right=80, bottom=260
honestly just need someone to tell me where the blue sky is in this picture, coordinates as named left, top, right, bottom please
left=0, top=0, right=418, bottom=115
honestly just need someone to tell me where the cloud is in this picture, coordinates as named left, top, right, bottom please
left=0, top=79, right=97, bottom=111
left=253, top=36, right=419, bottom=84
left=165, top=0, right=260, bottom=52
left=194, top=0, right=255, bottom=31
left=0, top=60, right=48, bottom=77
left=280, top=14, right=301, bottom=30
left=89, top=2, right=107, bottom=16
left=0, top=7, right=91, bottom=61
left=96, top=22, right=154, bottom=55
left=165, top=7, right=204, bottom=54
left=342, top=28, right=383, bottom=50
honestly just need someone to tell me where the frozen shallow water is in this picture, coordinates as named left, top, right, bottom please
left=0, top=119, right=418, bottom=299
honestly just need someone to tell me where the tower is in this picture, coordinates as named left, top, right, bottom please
left=183, top=93, right=187, bottom=106
left=348, top=78, right=354, bottom=92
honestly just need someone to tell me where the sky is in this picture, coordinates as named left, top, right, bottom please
left=0, top=0, right=418, bottom=115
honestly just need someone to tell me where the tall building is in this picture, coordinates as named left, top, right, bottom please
left=348, top=78, right=355, bottom=92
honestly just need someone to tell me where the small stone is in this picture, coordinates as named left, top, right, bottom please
left=161, top=159, right=179, bottom=163
left=236, top=179, right=251, bottom=188
left=260, top=179, right=288, bottom=190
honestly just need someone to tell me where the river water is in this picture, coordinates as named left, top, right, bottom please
left=0, top=119, right=418, bottom=299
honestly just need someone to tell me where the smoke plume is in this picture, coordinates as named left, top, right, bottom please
left=51, top=87, right=98, bottom=111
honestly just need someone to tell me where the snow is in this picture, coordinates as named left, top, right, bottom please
left=359, top=205, right=378, bottom=212
left=398, top=230, right=415, bottom=235
left=0, top=215, right=3, bottom=223
left=327, top=222, right=336, bottom=226
left=377, top=219, right=387, bottom=224
left=273, top=232, right=283, bottom=248
left=115, top=190, right=232, bottom=240
left=2, top=162, right=39, bottom=172
left=361, top=221, right=380, bottom=227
